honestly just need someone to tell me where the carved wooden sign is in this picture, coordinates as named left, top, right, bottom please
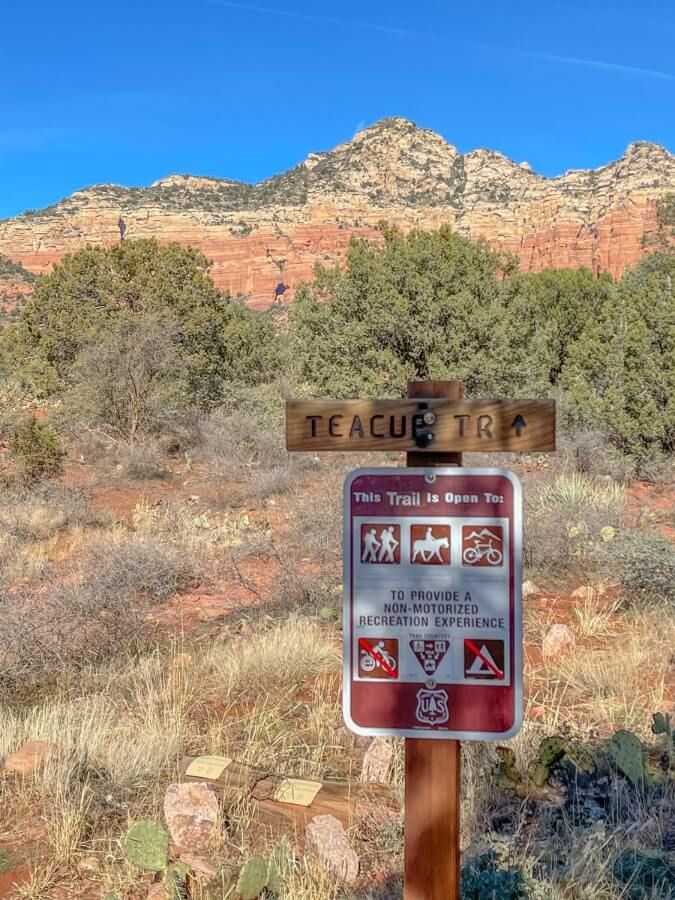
left=286, top=398, right=555, bottom=453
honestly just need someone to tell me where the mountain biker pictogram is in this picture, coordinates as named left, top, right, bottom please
left=462, top=525, right=504, bottom=566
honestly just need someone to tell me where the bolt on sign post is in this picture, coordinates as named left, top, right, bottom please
left=286, top=381, right=555, bottom=900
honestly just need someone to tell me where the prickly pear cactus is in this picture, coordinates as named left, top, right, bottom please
left=496, top=747, right=521, bottom=784
left=651, top=712, right=674, bottom=745
left=609, top=731, right=646, bottom=787
left=527, top=762, right=550, bottom=788
left=164, top=862, right=191, bottom=900
left=123, top=820, right=169, bottom=872
left=565, top=742, right=597, bottom=774
left=266, top=839, right=292, bottom=895
left=236, top=855, right=269, bottom=900
left=537, top=736, right=567, bottom=767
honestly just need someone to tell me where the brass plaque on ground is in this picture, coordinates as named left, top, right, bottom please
left=286, top=399, right=555, bottom=453
left=185, top=755, right=233, bottom=780
left=273, top=778, right=323, bottom=806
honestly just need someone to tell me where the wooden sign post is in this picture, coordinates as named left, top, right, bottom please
left=405, top=379, right=462, bottom=900
left=286, top=381, right=554, bottom=900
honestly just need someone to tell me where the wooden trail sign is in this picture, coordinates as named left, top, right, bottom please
left=286, top=397, right=555, bottom=453
left=286, top=380, right=556, bottom=900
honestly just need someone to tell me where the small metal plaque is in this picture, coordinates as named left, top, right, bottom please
left=185, top=755, right=233, bottom=780
left=273, top=778, right=322, bottom=806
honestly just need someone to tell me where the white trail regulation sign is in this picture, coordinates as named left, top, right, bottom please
left=343, top=467, right=523, bottom=740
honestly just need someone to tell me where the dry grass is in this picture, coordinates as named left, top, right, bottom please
left=526, top=606, right=675, bottom=737
left=0, top=426, right=673, bottom=898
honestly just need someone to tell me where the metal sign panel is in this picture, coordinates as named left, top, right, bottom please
left=343, top=468, right=523, bottom=740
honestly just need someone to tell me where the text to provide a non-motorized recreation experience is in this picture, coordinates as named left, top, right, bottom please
left=343, top=468, right=523, bottom=741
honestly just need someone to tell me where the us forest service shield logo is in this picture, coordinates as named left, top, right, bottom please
left=415, top=688, right=450, bottom=726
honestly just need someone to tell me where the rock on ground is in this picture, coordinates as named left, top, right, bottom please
left=177, top=851, right=218, bottom=879
left=360, top=737, right=393, bottom=783
left=542, top=624, right=576, bottom=660
left=522, top=580, right=541, bottom=598
left=3, top=741, right=58, bottom=776
left=147, top=885, right=170, bottom=900
left=163, top=782, right=220, bottom=850
left=305, top=814, right=359, bottom=884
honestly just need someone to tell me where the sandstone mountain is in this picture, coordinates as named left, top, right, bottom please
left=1, top=117, right=674, bottom=308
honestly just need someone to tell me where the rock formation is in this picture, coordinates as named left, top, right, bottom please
left=0, top=118, right=673, bottom=308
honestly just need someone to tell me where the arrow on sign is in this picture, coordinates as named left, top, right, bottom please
left=511, top=414, right=527, bottom=437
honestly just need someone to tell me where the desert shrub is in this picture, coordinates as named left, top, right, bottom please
left=288, top=226, right=521, bottom=398
left=558, top=429, right=636, bottom=482
left=59, top=314, right=191, bottom=440
left=9, top=417, right=65, bottom=481
left=0, top=239, right=281, bottom=403
left=561, top=252, right=675, bottom=455
left=601, top=529, right=675, bottom=606
left=200, top=410, right=318, bottom=501
left=523, top=472, right=624, bottom=583
left=116, top=441, right=167, bottom=481
left=0, top=481, right=91, bottom=543
left=0, top=535, right=201, bottom=692
left=85, top=535, right=201, bottom=603
left=460, top=850, right=530, bottom=899
left=531, top=472, right=624, bottom=512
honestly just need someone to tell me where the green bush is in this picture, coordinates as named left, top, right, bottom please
left=9, top=417, right=65, bottom=481
left=0, top=239, right=280, bottom=405
left=461, top=850, right=530, bottom=899
left=605, top=530, right=675, bottom=605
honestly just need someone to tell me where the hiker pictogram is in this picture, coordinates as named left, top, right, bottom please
left=360, top=524, right=401, bottom=564
left=410, top=639, right=450, bottom=674
left=410, top=524, right=451, bottom=564
left=462, top=525, right=503, bottom=566
left=358, top=638, right=399, bottom=678
left=464, top=639, right=505, bottom=680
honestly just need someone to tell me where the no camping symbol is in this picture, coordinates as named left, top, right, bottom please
left=464, top=639, right=505, bottom=681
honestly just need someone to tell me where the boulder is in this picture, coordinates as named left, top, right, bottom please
left=360, top=737, right=393, bottom=783
left=522, top=580, right=541, bottom=598
left=163, top=782, right=219, bottom=850
left=3, top=740, right=58, bottom=776
left=147, top=885, right=170, bottom=900
left=305, top=814, right=359, bottom=884
left=177, top=851, right=218, bottom=879
left=542, top=624, right=576, bottom=660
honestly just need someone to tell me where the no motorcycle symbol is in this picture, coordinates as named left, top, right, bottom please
left=358, top=638, right=399, bottom=679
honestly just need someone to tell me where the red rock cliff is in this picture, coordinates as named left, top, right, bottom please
left=0, top=119, right=672, bottom=308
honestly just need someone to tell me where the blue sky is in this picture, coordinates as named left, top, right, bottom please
left=1, top=0, right=673, bottom=218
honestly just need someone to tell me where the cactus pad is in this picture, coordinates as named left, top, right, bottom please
left=527, top=762, right=551, bottom=787
left=565, top=742, right=597, bottom=774
left=538, top=736, right=567, bottom=766
left=496, top=747, right=521, bottom=784
left=236, top=855, right=269, bottom=900
left=267, top=840, right=292, bottom=895
left=123, top=820, right=169, bottom=872
left=651, top=712, right=671, bottom=736
left=609, top=731, right=646, bottom=787
left=164, top=862, right=190, bottom=900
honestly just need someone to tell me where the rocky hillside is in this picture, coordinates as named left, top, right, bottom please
left=1, top=118, right=674, bottom=307
left=0, top=254, right=35, bottom=324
